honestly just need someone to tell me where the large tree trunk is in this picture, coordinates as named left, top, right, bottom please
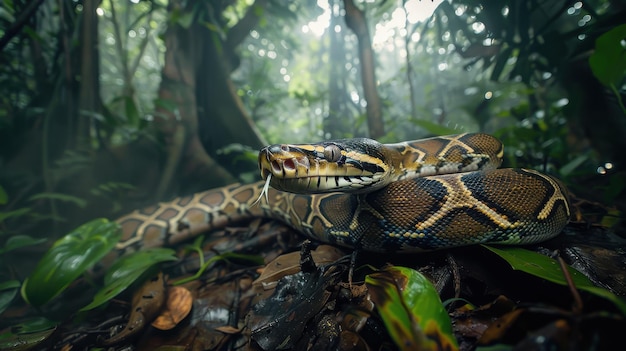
left=326, top=0, right=352, bottom=138
left=150, top=0, right=271, bottom=197
left=151, top=0, right=238, bottom=198
left=343, top=0, right=384, bottom=139
left=77, top=0, right=100, bottom=147
left=198, top=0, right=268, bottom=153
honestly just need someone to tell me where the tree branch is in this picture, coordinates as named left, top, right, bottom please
left=0, top=0, right=46, bottom=52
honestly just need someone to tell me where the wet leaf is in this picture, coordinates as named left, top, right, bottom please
left=451, top=295, right=516, bottom=341
left=102, top=272, right=166, bottom=345
left=249, top=265, right=343, bottom=350
left=483, top=246, right=626, bottom=315
left=366, top=266, right=459, bottom=351
left=21, top=219, right=121, bottom=307
left=253, top=245, right=344, bottom=289
left=81, top=248, right=177, bottom=311
left=478, top=308, right=525, bottom=344
left=152, top=286, right=193, bottom=330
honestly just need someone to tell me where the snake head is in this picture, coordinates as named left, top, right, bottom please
left=258, top=138, right=391, bottom=194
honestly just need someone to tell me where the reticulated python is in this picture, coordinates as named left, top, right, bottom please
left=115, top=133, right=571, bottom=254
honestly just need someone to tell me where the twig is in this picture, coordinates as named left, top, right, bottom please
left=557, top=253, right=584, bottom=314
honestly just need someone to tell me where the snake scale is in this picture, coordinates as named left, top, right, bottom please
left=115, top=133, right=571, bottom=254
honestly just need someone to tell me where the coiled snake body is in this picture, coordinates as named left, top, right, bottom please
left=115, top=133, right=571, bottom=254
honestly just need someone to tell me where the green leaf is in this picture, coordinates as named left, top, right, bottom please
left=176, top=12, right=194, bottom=29
left=124, top=95, right=140, bottom=126
left=172, top=251, right=264, bottom=285
left=559, top=154, right=588, bottom=177
left=589, top=24, right=626, bottom=88
left=366, top=266, right=459, bottom=351
left=0, top=208, right=31, bottom=223
left=0, top=185, right=7, bottom=205
left=490, top=46, right=513, bottom=81
left=0, top=280, right=21, bottom=315
left=28, top=192, right=87, bottom=208
left=600, top=208, right=622, bottom=229
left=483, top=246, right=626, bottom=315
left=80, top=248, right=177, bottom=311
left=0, top=235, right=47, bottom=255
left=410, top=119, right=459, bottom=136
left=0, top=317, right=56, bottom=351
left=21, top=219, right=121, bottom=307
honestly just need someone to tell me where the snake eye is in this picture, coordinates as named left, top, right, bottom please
left=323, top=144, right=342, bottom=162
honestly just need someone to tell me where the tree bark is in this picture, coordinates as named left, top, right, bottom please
left=343, top=0, right=384, bottom=139
left=198, top=0, right=267, bottom=154
left=77, top=0, right=101, bottom=147
left=153, top=0, right=237, bottom=198
left=326, top=0, right=351, bottom=138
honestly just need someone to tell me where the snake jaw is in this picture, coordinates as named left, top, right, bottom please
left=258, top=140, right=391, bottom=194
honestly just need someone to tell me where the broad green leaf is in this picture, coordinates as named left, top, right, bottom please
left=0, top=317, right=56, bottom=351
left=366, top=266, right=459, bottom=351
left=21, top=219, right=121, bottom=307
left=483, top=246, right=626, bottom=315
left=0, top=280, right=21, bottom=315
left=80, top=248, right=177, bottom=311
left=589, top=24, right=626, bottom=88
left=0, top=235, right=47, bottom=255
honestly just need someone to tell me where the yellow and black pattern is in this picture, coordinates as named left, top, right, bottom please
left=258, top=133, right=504, bottom=193
left=116, top=133, right=571, bottom=253
left=313, top=169, right=571, bottom=252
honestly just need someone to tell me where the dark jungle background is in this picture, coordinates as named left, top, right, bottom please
left=0, top=0, right=625, bottom=349
left=1, top=0, right=625, bottom=240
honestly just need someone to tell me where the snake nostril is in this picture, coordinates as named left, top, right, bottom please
left=298, top=156, right=310, bottom=168
left=283, top=159, right=296, bottom=171
left=271, top=160, right=282, bottom=173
